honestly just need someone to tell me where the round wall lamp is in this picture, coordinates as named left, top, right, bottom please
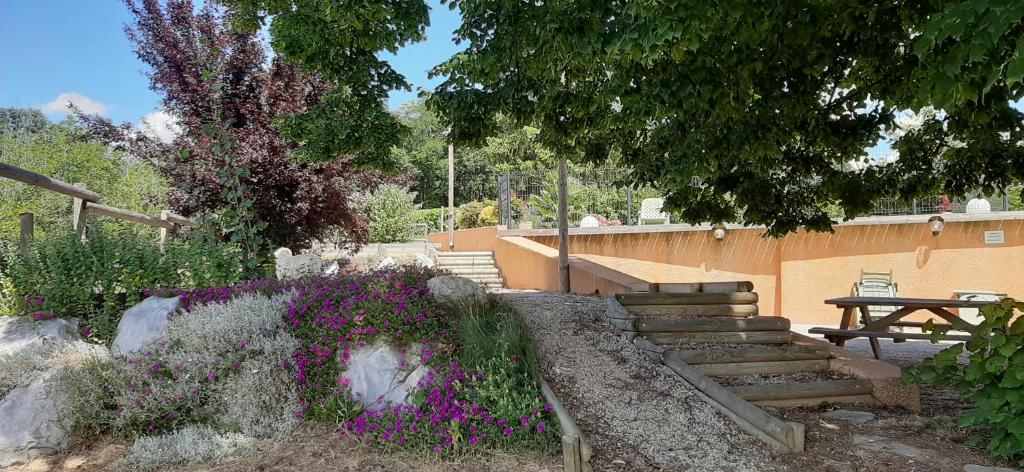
left=712, top=223, right=727, bottom=241
left=927, top=215, right=945, bottom=236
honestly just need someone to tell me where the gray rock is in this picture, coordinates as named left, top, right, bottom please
left=110, top=296, right=180, bottom=357
left=340, top=339, right=425, bottom=407
left=964, top=465, right=1021, bottom=472
left=0, top=373, right=67, bottom=467
left=275, top=247, right=327, bottom=280
left=852, top=434, right=921, bottom=458
left=427, top=276, right=487, bottom=306
left=0, top=317, right=80, bottom=357
left=377, top=256, right=397, bottom=269
left=822, top=409, right=876, bottom=424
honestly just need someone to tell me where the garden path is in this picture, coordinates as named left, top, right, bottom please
left=502, top=291, right=772, bottom=471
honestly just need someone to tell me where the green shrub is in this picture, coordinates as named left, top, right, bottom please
left=2, top=224, right=244, bottom=344
left=361, top=184, right=420, bottom=243
left=478, top=205, right=500, bottom=226
left=904, top=299, right=1024, bottom=466
left=411, top=207, right=444, bottom=233
left=456, top=201, right=485, bottom=229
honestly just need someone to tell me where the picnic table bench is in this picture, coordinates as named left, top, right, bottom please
left=808, top=296, right=997, bottom=359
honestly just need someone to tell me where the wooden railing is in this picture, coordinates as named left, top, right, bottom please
left=0, top=162, right=194, bottom=255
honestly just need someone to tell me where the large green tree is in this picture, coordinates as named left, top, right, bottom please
left=217, top=0, right=428, bottom=167
left=429, top=1, right=1024, bottom=235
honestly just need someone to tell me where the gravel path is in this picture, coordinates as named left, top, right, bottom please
left=502, top=292, right=773, bottom=472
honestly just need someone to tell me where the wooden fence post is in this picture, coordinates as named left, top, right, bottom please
left=158, top=210, right=171, bottom=253
left=18, top=212, right=33, bottom=258
left=71, top=182, right=88, bottom=240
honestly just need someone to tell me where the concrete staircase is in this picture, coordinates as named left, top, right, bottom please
left=434, top=251, right=505, bottom=289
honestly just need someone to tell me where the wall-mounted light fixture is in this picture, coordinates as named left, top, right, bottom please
left=928, top=215, right=945, bottom=236
left=712, top=223, right=727, bottom=241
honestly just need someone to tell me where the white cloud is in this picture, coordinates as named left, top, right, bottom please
left=140, top=109, right=182, bottom=144
left=39, top=92, right=108, bottom=117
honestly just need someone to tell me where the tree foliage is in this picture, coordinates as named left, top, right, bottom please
left=429, top=0, right=1024, bottom=235
left=0, top=115, right=167, bottom=241
left=216, top=0, right=428, bottom=167
left=84, top=0, right=374, bottom=251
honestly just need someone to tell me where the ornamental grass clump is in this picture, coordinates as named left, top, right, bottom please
left=118, top=425, right=256, bottom=472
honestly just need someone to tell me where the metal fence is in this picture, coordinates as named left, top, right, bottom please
left=496, top=167, right=1016, bottom=229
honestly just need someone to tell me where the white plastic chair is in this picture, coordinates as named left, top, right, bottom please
left=638, top=198, right=670, bottom=225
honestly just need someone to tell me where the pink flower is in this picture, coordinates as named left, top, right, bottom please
left=503, top=427, right=514, bottom=436
left=536, top=422, right=546, bottom=433
left=339, top=377, right=351, bottom=388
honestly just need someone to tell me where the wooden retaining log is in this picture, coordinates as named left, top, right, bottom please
left=626, top=304, right=759, bottom=318
left=638, top=316, right=788, bottom=333
left=691, top=359, right=830, bottom=377
left=728, top=379, right=874, bottom=402
left=662, top=354, right=805, bottom=452
left=616, top=291, right=758, bottom=306
left=640, top=330, right=792, bottom=345
left=540, top=380, right=592, bottom=472
left=668, top=345, right=831, bottom=365
left=753, top=394, right=876, bottom=408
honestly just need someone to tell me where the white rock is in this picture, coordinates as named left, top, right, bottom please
left=0, top=317, right=80, bottom=357
left=110, top=296, right=180, bottom=357
left=324, top=262, right=340, bottom=275
left=0, top=373, right=67, bottom=467
left=341, top=340, right=424, bottom=407
left=275, top=249, right=326, bottom=280
left=377, top=256, right=397, bottom=269
left=413, top=253, right=434, bottom=268
left=427, top=276, right=487, bottom=306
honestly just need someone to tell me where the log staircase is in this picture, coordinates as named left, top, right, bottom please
left=434, top=251, right=505, bottom=289
left=611, top=290, right=876, bottom=408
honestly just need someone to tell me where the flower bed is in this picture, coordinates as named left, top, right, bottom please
left=60, top=266, right=559, bottom=469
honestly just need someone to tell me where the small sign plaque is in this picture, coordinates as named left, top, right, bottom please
left=984, top=230, right=1005, bottom=245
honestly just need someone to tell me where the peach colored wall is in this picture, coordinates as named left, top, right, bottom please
left=509, top=218, right=1024, bottom=324
left=428, top=226, right=500, bottom=252
left=493, top=237, right=560, bottom=291
left=530, top=230, right=782, bottom=317
left=778, top=219, right=1024, bottom=324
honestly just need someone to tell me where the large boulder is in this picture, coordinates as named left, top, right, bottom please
left=0, top=373, right=66, bottom=467
left=0, top=317, right=80, bottom=357
left=274, top=247, right=328, bottom=280
left=340, top=339, right=430, bottom=407
left=111, top=296, right=180, bottom=357
left=427, top=276, right=487, bottom=306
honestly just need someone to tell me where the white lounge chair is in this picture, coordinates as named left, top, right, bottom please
left=638, top=198, right=670, bottom=225
left=853, top=270, right=901, bottom=328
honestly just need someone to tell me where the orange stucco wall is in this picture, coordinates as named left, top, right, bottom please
left=493, top=237, right=560, bottom=291
left=495, top=217, right=1024, bottom=324
left=428, top=226, right=501, bottom=252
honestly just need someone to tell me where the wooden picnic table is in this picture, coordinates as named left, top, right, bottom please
left=808, top=296, right=998, bottom=359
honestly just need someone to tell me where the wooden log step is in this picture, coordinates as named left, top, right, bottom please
left=753, top=394, right=876, bottom=408
left=665, top=345, right=831, bottom=365
left=641, top=330, right=792, bottom=345
left=638, top=316, right=789, bottom=333
left=626, top=304, right=759, bottom=318
left=692, top=359, right=829, bottom=377
left=808, top=327, right=973, bottom=342
left=616, top=291, right=758, bottom=306
left=728, top=379, right=874, bottom=402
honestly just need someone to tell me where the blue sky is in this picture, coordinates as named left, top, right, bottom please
left=0, top=0, right=461, bottom=128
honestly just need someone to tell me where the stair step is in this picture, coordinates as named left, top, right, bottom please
left=436, top=260, right=496, bottom=266
left=625, top=304, right=759, bottom=317
left=752, top=394, right=876, bottom=408
left=637, top=316, right=789, bottom=333
left=641, top=330, right=792, bottom=345
left=437, top=251, right=493, bottom=257
left=463, top=277, right=505, bottom=284
left=692, top=359, right=829, bottom=377
left=665, top=345, right=831, bottom=365
left=728, top=379, right=873, bottom=402
left=449, top=267, right=500, bottom=275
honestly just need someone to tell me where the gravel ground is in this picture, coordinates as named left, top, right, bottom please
left=501, top=292, right=773, bottom=472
